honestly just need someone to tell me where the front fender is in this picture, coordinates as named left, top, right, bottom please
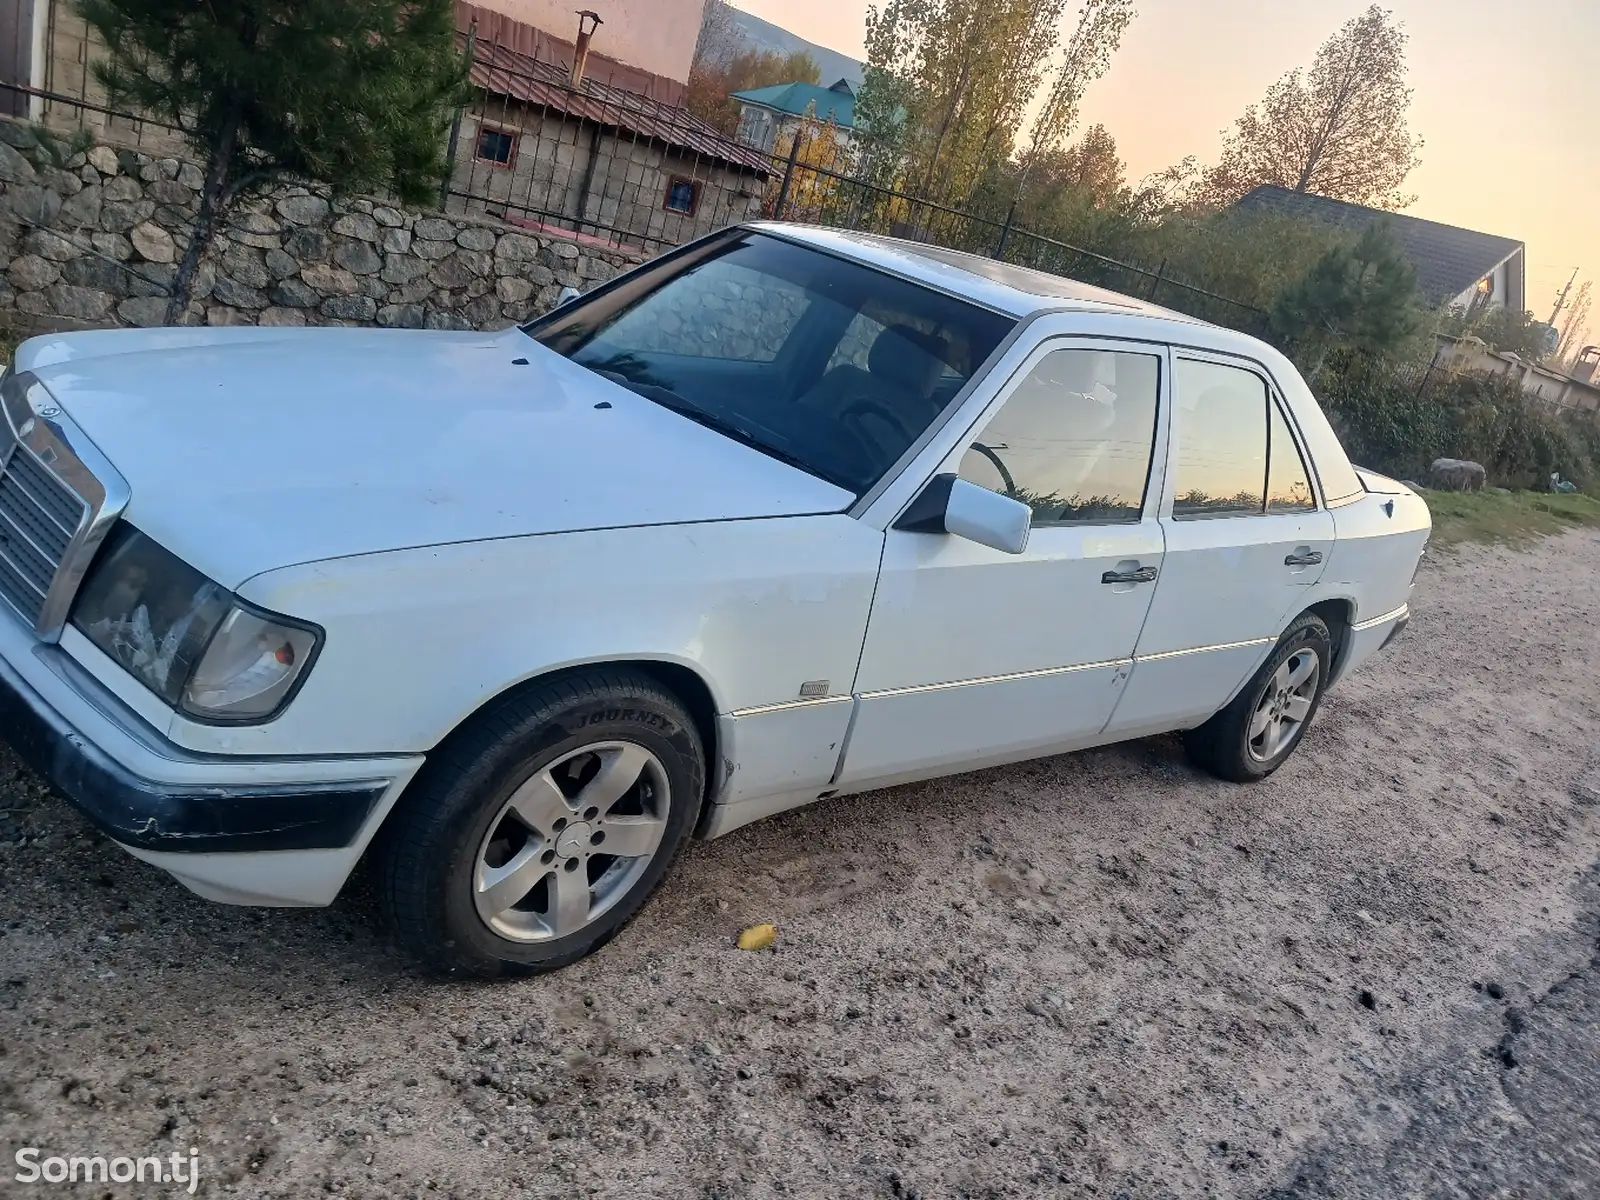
left=154, top=516, right=883, bottom=759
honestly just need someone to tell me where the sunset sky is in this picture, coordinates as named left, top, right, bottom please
left=732, top=0, right=1598, bottom=339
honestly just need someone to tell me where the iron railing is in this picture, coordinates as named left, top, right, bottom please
left=0, top=81, right=187, bottom=157
left=2, top=41, right=1273, bottom=338
left=442, top=30, right=1270, bottom=333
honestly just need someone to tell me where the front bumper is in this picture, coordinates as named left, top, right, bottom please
left=0, top=655, right=385, bottom=853
left=0, top=615, right=423, bottom=905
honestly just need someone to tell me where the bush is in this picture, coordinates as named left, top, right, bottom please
left=1145, top=209, right=1347, bottom=314
left=1316, top=350, right=1600, bottom=491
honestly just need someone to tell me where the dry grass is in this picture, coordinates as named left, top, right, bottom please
left=1419, top=487, right=1600, bottom=548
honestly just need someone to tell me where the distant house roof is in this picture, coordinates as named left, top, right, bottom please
left=456, top=2, right=686, bottom=106
left=1234, top=184, right=1524, bottom=307
left=731, top=79, right=857, bottom=129
left=458, top=20, right=771, bottom=175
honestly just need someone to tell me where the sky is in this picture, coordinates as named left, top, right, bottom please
left=731, top=0, right=1598, bottom=338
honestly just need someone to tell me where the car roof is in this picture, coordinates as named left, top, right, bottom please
left=744, top=223, right=1362, bottom=505
left=747, top=222, right=1206, bottom=324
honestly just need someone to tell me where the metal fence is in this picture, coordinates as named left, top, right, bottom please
left=3, top=29, right=1271, bottom=338
left=0, top=80, right=187, bottom=158
left=444, top=29, right=1272, bottom=335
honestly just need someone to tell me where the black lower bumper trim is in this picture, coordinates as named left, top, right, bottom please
left=0, top=653, right=385, bottom=854
left=1381, top=614, right=1410, bottom=651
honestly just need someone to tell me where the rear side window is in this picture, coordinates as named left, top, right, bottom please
left=958, top=348, right=1160, bottom=524
left=1172, top=359, right=1267, bottom=517
left=1267, top=401, right=1317, bottom=511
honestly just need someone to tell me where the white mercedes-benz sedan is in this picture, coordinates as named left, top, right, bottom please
left=0, top=224, right=1428, bottom=975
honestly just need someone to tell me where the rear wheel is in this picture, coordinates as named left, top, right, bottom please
left=375, top=669, right=704, bottom=977
left=1183, top=612, right=1331, bottom=783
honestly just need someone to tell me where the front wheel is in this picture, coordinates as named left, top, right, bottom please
left=375, top=669, right=705, bottom=977
left=1183, top=612, right=1331, bottom=783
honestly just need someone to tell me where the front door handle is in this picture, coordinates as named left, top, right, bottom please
left=1285, top=550, right=1324, bottom=567
left=1102, top=565, right=1158, bottom=585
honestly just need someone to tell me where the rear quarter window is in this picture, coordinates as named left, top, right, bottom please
left=1271, top=366, right=1363, bottom=503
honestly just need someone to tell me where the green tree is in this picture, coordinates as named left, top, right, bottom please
left=1020, top=0, right=1136, bottom=168
left=981, top=124, right=1138, bottom=250
left=1143, top=208, right=1347, bottom=313
left=859, top=0, right=1069, bottom=204
left=76, top=0, right=467, bottom=324
left=1439, top=304, right=1556, bottom=361
left=1200, top=5, right=1422, bottom=209
left=1271, top=223, right=1421, bottom=379
left=686, top=48, right=821, bottom=137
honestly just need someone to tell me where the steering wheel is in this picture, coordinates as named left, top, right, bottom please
left=968, top=442, right=1017, bottom=495
left=839, top=399, right=917, bottom=447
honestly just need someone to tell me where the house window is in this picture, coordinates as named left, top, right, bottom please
left=664, top=176, right=700, bottom=215
left=475, top=126, right=517, bottom=168
left=1476, top=276, right=1494, bottom=294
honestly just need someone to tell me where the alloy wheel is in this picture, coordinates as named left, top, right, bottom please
left=472, top=740, right=670, bottom=943
left=1246, top=648, right=1320, bottom=762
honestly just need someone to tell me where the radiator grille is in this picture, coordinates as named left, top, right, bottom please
left=0, top=435, right=87, bottom=628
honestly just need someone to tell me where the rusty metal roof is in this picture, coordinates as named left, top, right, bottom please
left=467, top=38, right=774, bottom=176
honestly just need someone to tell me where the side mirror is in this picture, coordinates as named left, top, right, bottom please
left=555, top=285, right=583, bottom=307
left=896, top=474, right=1031, bottom=555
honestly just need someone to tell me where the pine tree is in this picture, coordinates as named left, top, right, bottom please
left=75, top=0, right=468, bottom=323
left=1271, top=223, right=1420, bottom=380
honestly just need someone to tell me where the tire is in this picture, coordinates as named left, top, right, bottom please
left=1183, top=611, right=1332, bottom=783
left=375, top=668, right=705, bottom=977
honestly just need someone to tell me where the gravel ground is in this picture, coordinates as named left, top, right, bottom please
left=3, top=529, right=1599, bottom=1199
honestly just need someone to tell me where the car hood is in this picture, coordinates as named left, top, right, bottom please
left=19, top=326, right=852, bottom=587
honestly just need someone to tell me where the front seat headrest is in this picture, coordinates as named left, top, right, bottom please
left=868, top=324, right=948, bottom=398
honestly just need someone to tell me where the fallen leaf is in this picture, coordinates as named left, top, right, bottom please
left=737, top=923, right=777, bottom=951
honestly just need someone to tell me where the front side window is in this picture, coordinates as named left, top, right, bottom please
left=1172, top=359, right=1268, bottom=518
left=958, top=348, right=1160, bottom=524
left=528, top=232, right=1016, bottom=496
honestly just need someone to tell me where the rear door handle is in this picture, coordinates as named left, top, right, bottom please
left=1285, top=550, right=1324, bottom=567
left=1102, top=566, right=1158, bottom=585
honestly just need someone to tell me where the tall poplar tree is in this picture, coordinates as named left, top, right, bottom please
left=1201, top=5, right=1423, bottom=209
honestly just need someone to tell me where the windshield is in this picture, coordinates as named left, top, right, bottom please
left=527, top=231, right=1016, bottom=496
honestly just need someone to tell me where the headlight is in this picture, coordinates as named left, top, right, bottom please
left=72, top=526, right=321, bottom=722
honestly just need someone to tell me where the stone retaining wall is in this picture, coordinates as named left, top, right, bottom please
left=0, top=121, right=647, bottom=336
